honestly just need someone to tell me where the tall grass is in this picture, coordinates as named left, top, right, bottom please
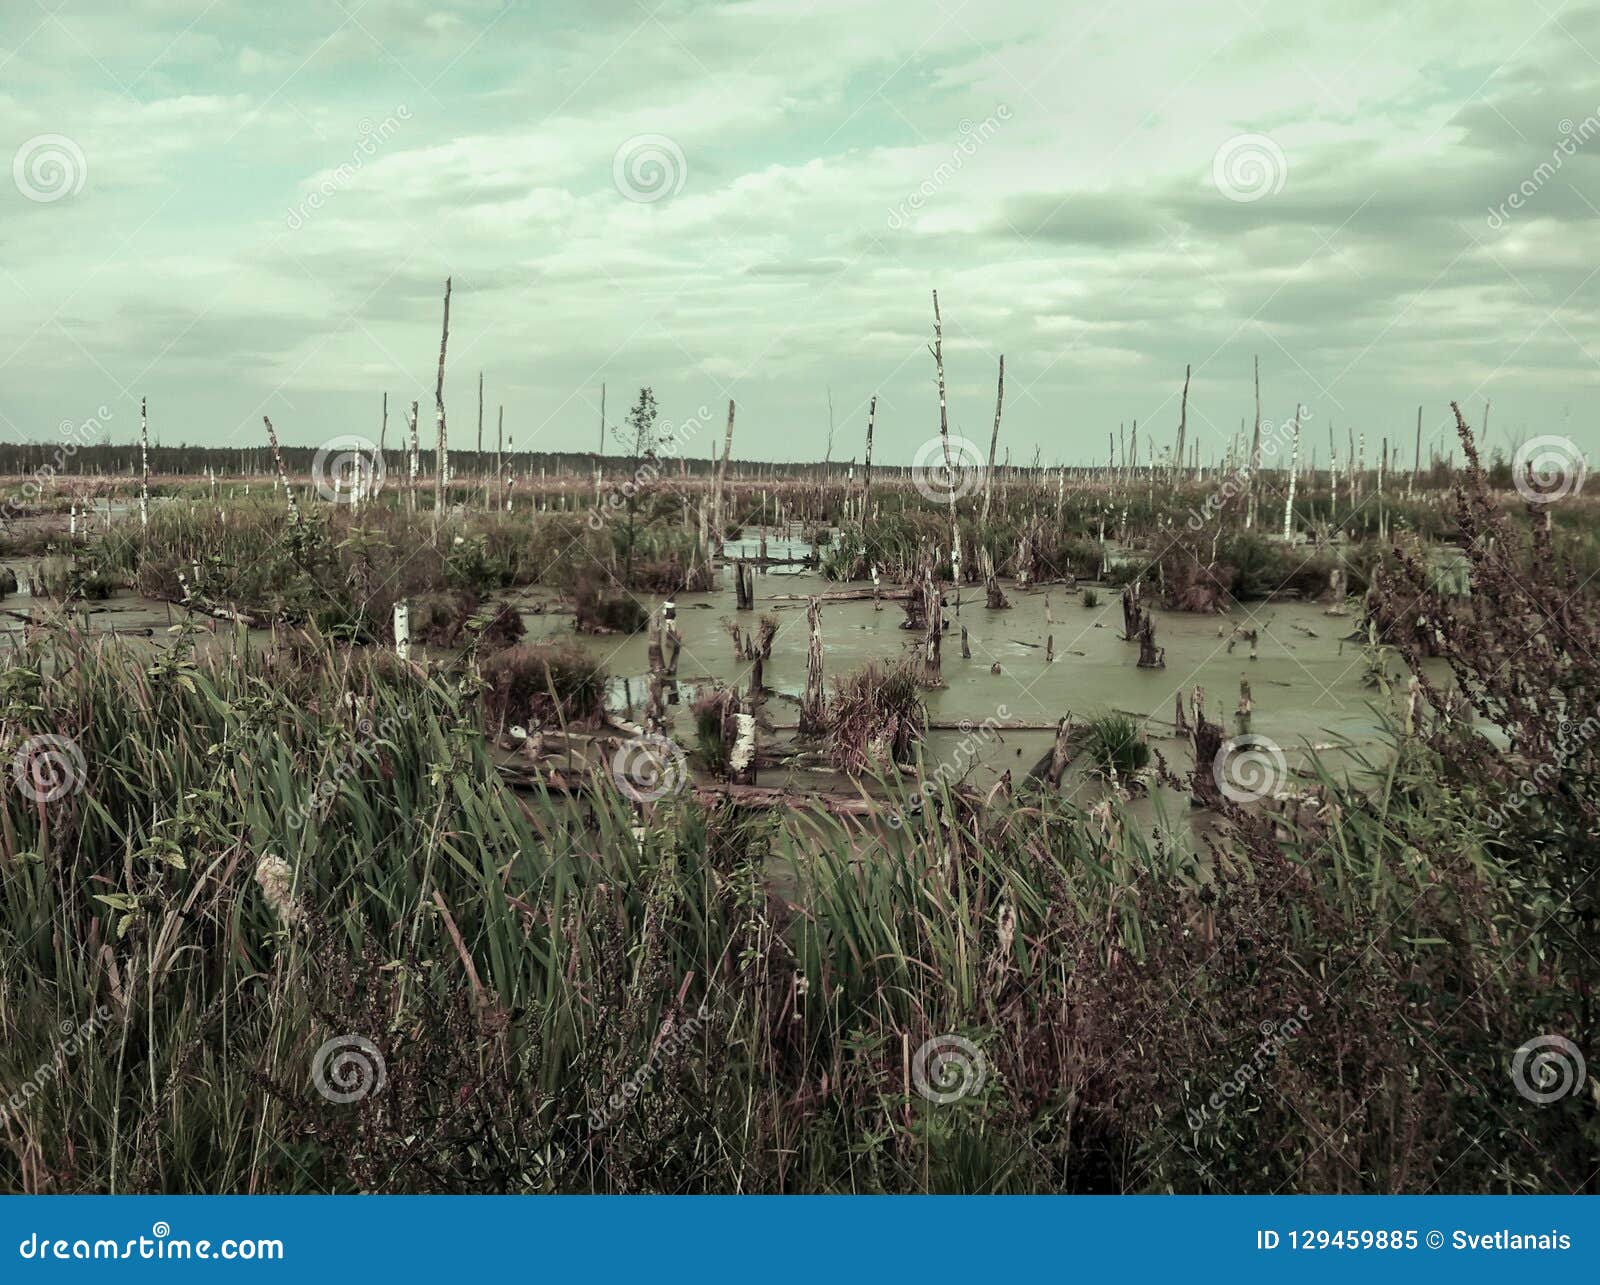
left=0, top=622, right=1581, bottom=1193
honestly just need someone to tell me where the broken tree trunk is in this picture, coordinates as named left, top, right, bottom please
left=980, top=354, right=1003, bottom=526
left=713, top=400, right=735, bottom=556
left=862, top=395, right=875, bottom=528
left=1136, top=613, right=1165, bottom=668
left=1121, top=583, right=1142, bottom=641
left=922, top=562, right=943, bottom=686
left=434, top=276, right=452, bottom=521
left=1190, top=711, right=1227, bottom=809
left=799, top=597, right=827, bottom=733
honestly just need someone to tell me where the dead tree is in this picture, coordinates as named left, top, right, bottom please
left=734, top=560, right=755, bottom=610
left=1190, top=707, right=1227, bottom=809
left=713, top=400, right=735, bottom=553
left=1235, top=679, right=1253, bottom=735
left=862, top=395, right=876, bottom=527
left=922, top=562, right=943, bottom=686
left=799, top=597, right=827, bottom=733
left=1136, top=613, right=1165, bottom=669
left=1324, top=566, right=1348, bottom=616
left=980, top=354, right=1003, bottom=526
left=1027, top=715, right=1074, bottom=786
left=961, top=625, right=971, bottom=659
left=1173, top=363, right=1190, bottom=484
left=1121, top=583, right=1143, bottom=641
left=433, top=276, right=452, bottom=520
left=981, top=547, right=1009, bottom=609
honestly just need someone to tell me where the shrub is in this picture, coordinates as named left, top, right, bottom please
left=481, top=641, right=607, bottom=729
left=826, top=660, right=926, bottom=774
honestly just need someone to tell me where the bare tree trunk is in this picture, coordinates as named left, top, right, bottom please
left=800, top=597, right=827, bottom=733
left=930, top=290, right=957, bottom=559
left=496, top=404, right=504, bottom=512
left=408, top=400, right=420, bottom=514
left=139, top=396, right=150, bottom=528
left=1283, top=405, right=1301, bottom=541
left=862, top=395, right=875, bottom=528
left=981, top=354, right=1003, bottom=526
left=476, top=370, right=484, bottom=460
left=1137, top=613, right=1164, bottom=668
left=922, top=561, right=943, bottom=686
left=713, top=399, right=735, bottom=556
left=434, top=277, right=452, bottom=522
left=1410, top=404, right=1421, bottom=497
left=379, top=391, right=388, bottom=457
left=1174, top=363, right=1190, bottom=484
left=1245, top=355, right=1262, bottom=530
left=262, top=415, right=298, bottom=524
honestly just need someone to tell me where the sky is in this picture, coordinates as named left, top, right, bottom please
left=3, top=0, right=1600, bottom=468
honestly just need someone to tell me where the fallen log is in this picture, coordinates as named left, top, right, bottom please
left=765, top=587, right=916, bottom=603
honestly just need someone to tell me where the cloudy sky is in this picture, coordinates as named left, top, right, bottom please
left=3, top=0, right=1600, bottom=467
